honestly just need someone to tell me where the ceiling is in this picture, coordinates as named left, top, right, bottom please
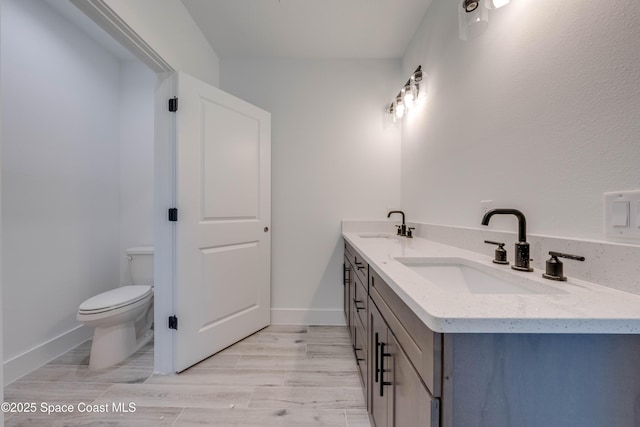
left=181, top=0, right=433, bottom=59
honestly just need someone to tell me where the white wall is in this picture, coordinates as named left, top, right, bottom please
left=221, top=59, right=402, bottom=323
left=1, top=0, right=121, bottom=382
left=119, top=60, right=155, bottom=285
left=101, top=0, right=220, bottom=87
left=400, top=0, right=640, bottom=241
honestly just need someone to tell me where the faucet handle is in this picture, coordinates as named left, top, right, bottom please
left=406, top=227, right=415, bottom=238
left=484, top=240, right=509, bottom=265
left=395, top=225, right=402, bottom=235
left=549, top=251, right=585, bottom=262
left=542, top=251, right=585, bottom=281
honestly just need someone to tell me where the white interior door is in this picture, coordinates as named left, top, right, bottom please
left=174, top=72, right=271, bottom=372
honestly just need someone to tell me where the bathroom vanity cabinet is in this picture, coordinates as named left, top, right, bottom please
left=343, top=241, right=640, bottom=427
left=346, top=241, right=439, bottom=427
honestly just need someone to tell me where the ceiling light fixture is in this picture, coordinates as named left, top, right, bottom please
left=386, top=66, right=427, bottom=124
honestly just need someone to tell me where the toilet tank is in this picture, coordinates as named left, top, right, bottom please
left=126, top=246, right=154, bottom=286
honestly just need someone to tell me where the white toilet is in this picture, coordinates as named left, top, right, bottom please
left=77, top=246, right=154, bottom=370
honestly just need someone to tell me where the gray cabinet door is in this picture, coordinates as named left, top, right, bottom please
left=370, top=301, right=390, bottom=427
left=390, top=332, right=439, bottom=427
left=343, top=255, right=351, bottom=327
left=349, top=279, right=356, bottom=348
left=354, top=315, right=368, bottom=393
left=370, top=293, right=440, bottom=427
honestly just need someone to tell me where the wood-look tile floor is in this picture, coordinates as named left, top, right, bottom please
left=4, top=325, right=371, bottom=426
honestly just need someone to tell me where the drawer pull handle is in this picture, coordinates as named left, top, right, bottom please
left=375, top=332, right=380, bottom=383
left=343, top=265, right=350, bottom=286
left=379, top=342, right=392, bottom=397
left=353, top=299, right=365, bottom=311
left=353, top=346, right=365, bottom=363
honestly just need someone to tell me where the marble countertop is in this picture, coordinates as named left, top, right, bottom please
left=343, top=230, right=640, bottom=334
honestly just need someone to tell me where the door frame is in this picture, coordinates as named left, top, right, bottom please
left=71, top=0, right=177, bottom=374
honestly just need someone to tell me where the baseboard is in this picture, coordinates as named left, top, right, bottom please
left=3, top=325, right=93, bottom=386
left=271, top=309, right=346, bottom=326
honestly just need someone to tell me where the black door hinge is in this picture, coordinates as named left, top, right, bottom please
left=168, top=315, right=178, bottom=330
left=168, top=208, right=178, bottom=222
left=168, top=97, right=178, bottom=112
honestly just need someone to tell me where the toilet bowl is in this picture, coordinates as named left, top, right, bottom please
left=77, top=246, right=154, bottom=370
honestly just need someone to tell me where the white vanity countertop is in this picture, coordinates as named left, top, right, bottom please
left=343, top=231, right=640, bottom=334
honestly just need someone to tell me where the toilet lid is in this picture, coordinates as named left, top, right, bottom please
left=79, top=285, right=152, bottom=313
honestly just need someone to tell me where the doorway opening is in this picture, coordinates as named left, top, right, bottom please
left=1, top=0, right=156, bottom=384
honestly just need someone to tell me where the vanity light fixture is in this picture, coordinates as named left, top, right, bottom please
left=386, top=65, right=426, bottom=123
left=459, top=0, right=511, bottom=40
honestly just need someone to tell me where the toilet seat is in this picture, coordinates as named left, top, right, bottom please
left=78, top=285, right=152, bottom=315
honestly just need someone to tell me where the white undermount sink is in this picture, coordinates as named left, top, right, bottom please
left=396, top=257, right=565, bottom=295
left=358, top=233, right=395, bottom=239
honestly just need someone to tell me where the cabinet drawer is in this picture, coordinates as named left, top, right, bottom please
left=344, top=241, right=355, bottom=260
left=370, top=268, right=442, bottom=397
left=353, top=274, right=368, bottom=332
left=346, top=242, right=368, bottom=285
left=353, top=255, right=367, bottom=285
left=354, top=315, right=368, bottom=391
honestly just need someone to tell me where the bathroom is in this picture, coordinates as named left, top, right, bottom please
left=1, top=0, right=156, bottom=382
left=2, top=0, right=640, bottom=426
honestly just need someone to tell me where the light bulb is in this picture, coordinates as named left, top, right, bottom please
left=486, top=0, right=510, bottom=9
left=402, top=84, right=415, bottom=110
left=414, top=71, right=427, bottom=101
left=387, top=104, right=398, bottom=125
left=395, top=101, right=405, bottom=119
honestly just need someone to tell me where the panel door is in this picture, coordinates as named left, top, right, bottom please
left=174, top=72, right=271, bottom=372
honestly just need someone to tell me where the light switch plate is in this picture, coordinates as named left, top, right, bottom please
left=604, top=190, right=640, bottom=240
left=612, top=201, right=630, bottom=227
